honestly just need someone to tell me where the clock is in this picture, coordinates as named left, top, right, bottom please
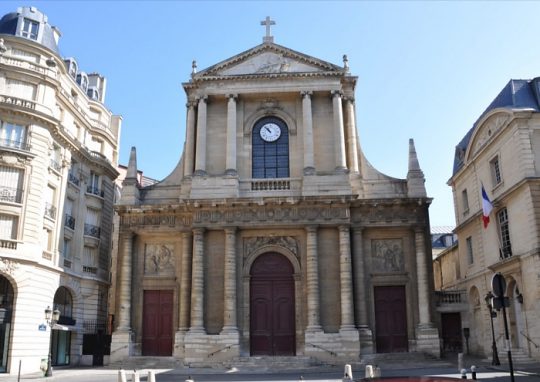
left=259, top=123, right=281, bottom=142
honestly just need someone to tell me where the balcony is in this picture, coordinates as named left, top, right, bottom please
left=0, top=239, right=17, bottom=250
left=64, top=214, right=75, bottom=230
left=0, top=138, right=30, bottom=152
left=68, top=172, right=80, bottom=186
left=0, top=186, right=23, bottom=204
left=84, top=223, right=100, bottom=238
left=44, top=203, right=57, bottom=219
left=49, top=159, right=62, bottom=172
left=86, top=185, right=104, bottom=198
left=434, top=290, right=468, bottom=312
left=83, top=265, right=97, bottom=275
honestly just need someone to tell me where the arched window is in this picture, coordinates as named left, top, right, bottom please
left=0, top=276, right=14, bottom=372
left=52, top=287, right=73, bottom=366
left=252, top=117, right=289, bottom=178
left=54, top=286, right=73, bottom=319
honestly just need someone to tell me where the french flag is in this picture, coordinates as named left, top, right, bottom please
left=481, top=185, right=493, bottom=228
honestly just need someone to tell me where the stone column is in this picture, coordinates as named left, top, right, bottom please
left=351, top=227, right=368, bottom=328
left=194, top=96, right=208, bottom=176
left=183, top=101, right=196, bottom=177
left=225, top=95, right=238, bottom=175
left=222, top=227, right=238, bottom=333
left=305, top=225, right=322, bottom=332
left=188, top=228, right=205, bottom=333
left=302, top=91, right=315, bottom=175
left=339, top=225, right=355, bottom=331
left=117, top=231, right=133, bottom=331
left=332, top=91, right=347, bottom=172
left=415, top=228, right=432, bottom=326
left=178, top=231, right=193, bottom=332
left=344, top=97, right=359, bottom=173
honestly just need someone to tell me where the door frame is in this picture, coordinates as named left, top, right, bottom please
left=142, top=289, right=174, bottom=356
left=242, top=247, right=301, bottom=356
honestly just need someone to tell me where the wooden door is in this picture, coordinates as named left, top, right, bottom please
left=250, top=253, right=295, bottom=356
left=374, top=286, right=408, bottom=353
left=441, top=312, right=462, bottom=354
left=142, top=290, right=173, bottom=356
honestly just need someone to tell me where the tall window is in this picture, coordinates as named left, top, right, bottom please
left=52, top=287, right=73, bottom=366
left=6, top=79, right=36, bottom=100
left=490, top=155, right=502, bottom=186
left=84, top=208, right=101, bottom=238
left=466, top=236, right=474, bottom=264
left=498, top=208, right=512, bottom=258
left=44, top=185, right=57, bottom=220
left=252, top=117, right=289, bottom=178
left=461, top=189, right=469, bottom=215
left=87, top=171, right=101, bottom=196
left=62, top=239, right=71, bottom=259
left=21, top=18, right=39, bottom=40
left=0, top=165, right=23, bottom=203
left=83, top=246, right=97, bottom=267
left=0, top=122, right=27, bottom=150
left=0, top=215, right=17, bottom=240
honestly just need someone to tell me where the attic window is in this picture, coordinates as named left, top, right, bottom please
left=21, top=18, right=39, bottom=40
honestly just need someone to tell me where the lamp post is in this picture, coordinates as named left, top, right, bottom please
left=484, top=292, right=500, bottom=366
left=44, top=306, right=60, bottom=377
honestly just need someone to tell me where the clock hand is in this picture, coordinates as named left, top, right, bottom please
left=265, top=126, right=271, bottom=133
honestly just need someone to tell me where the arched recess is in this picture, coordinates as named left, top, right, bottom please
left=242, top=246, right=302, bottom=356
left=0, top=274, right=14, bottom=373
left=244, top=107, right=297, bottom=137
left=506, top=278, right=525, bottom=349
left=52, top=287, right=75, bottom=366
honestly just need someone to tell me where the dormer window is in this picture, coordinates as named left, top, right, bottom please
left=77, top=72, right=88, bottom=93
left=87, top=87, right=100, bottom=101
left=21, top=18, right=39, bottom=40
left=64, top=58, right=78, bottom=79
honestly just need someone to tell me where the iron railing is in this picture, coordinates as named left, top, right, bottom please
left=64, top=214, right=75, bottom=229
left=0, top=138, right=30, bottom=151
left=44, top=203, right=57, bottom=219
left=0, top=186, right=23, bottom=203
left=49, top=159, right=62, bottom=172
left=84, top=223, right=100, bottom=238
left=68, top=172, right=80, bottom=186
left=86, top=185, right=104, bottom=198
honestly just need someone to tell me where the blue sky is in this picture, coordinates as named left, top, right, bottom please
left=3, top=1, right=539, bottom=227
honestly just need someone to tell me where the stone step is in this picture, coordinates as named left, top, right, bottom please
left=224, top=356, right=324, bottom=370
left=109, top=356, right=184, bottom=370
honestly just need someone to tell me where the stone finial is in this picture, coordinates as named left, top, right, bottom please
left=407, top=138, right=427, bottom=197
left=118, top=147, right=141, bottom=205
left=343, top=54, right=349, bottom=72
left=261, top=16, right=276, bottom=43
left=0, top=39, right=7, bottom=55
left=126, top=146, right=138, bottom=181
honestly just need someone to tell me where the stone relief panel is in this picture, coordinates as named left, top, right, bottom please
left=243, top=236, right=298, bottom=259
left=144, top=244, right=175, bottom=276
left=371, top=239, right=404, bottom=273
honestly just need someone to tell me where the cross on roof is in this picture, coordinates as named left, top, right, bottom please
left=261, top=16, right=275, bottom=43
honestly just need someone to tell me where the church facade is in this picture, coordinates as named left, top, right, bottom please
left=110, top=25, right=440, bottom=365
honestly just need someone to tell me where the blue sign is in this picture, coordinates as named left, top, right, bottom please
left=38, top=324, right=46, bottom=331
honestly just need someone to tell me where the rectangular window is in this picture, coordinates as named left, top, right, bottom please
left=0, top=165, right=24, bottom=203
left=83, top=246, right=97, bottom=267
left=64, top=198, right=75, bottom=229
left=0, top=214, right=18, bottom=240
left=44, top=185, right=57, bottom=219
left=6, top=79, right=36, bottom=100
left=62, top=239, right=71, bottom=259
left=490, top=155, right=502, bottom=186
left=87, top=171, right=101, bottom=196
left=42, top=227, right=53, bottom=252
left=461, top=189, right=469, bottom=214
left=50, top=144, right=62, bottom=172
left=498, top=208, right=512, bottom=259
left=466, top=236, right=474, bottom=264
left=21, top=18, right=39, bottom=40
left=0, top=121, right=27, bottom=150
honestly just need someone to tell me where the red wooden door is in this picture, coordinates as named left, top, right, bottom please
left=250, top=253, right=295, bottom=356
left=142, top=290, right=173, bottom=356
left=374, top=286, right=408, bottom=353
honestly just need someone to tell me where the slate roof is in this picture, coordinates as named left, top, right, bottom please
left=0, top=8, right=59, bottom=53
left=452, top=78, right=540, bottom=176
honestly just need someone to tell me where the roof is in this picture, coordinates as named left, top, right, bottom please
left=452, top=78, right=540, bottom=176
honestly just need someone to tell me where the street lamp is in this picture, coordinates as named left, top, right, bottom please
left=484, top=292, right=501, bottom=366
left=44, top=306, right=60, bottom=377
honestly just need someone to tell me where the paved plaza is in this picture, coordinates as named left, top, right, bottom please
left=0, top=356, right=539, bottom=382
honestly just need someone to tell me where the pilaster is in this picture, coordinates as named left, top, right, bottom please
left=194, top=96, right=208, bottom=176
left=332, top=91, right=347, bottom=173
left=183, top=101, right=196, bottom=178
left=302, top=91, right=315, bottom=175
left=225, top=94, right=238, bottom=175
left=305, top=225, right=322, bottom=332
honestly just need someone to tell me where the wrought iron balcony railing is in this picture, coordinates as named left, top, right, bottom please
left=0, top=186, right=23, bottom=203
left=0, top=138, right=30, bottom=151
left=49, top=159, right=62, bottom=172
left=86, top=185, right=104, bottom=198
left=84, top=223, right=100, bottom=238
left=64, top=214, right=75, bottom=230
left=68, top=172, right=80, bottom=186
left=44, top=203, right=57, bottom=219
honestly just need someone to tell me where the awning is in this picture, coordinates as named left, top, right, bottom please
left=53, top=323, right=77, bottom=331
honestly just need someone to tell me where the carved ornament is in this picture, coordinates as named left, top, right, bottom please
left=0, top=257, right=17, bottom=275
left=371, top=239, right=404, bottom=273
left=144, top=244, right=175, bottom=276
left=120, top=214, right=192, bottom=228
left=244, top=236, right=298, bottom=259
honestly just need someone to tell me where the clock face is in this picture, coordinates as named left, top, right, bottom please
left=259, top=123, right=281, bottom=142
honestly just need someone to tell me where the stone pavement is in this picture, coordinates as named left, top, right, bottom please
left=0, top=355, right=538, bottom=382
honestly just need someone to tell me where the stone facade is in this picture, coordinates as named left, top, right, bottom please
left=440, top=78, right=540, bottom=361
left=110, top=24, right=439, bottom=365
left=0, top=7, right=120, bottom=374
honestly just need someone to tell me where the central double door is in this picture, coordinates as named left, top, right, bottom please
left=250, top=253, right=295, bottom=356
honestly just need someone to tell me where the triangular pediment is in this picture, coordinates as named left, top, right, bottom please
left=194, top=42, right=344, bottom=78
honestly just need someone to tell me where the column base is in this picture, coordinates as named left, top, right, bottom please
left=334, top=166, right=349, bottom=174
left=110, top=330, right=133, bottom=364
left=220, top=326, right=239, bottom=335
left=305, top=325, right=323, bottom=333
left=416, top=324, right=441, bottom=358
left=303, top=166, right=316, bottom=175
left=193, top=169, right=207, bottom=176
left=359, top=326, right=374, bottom=354
left=187, top=326, right=206, bottom=334
left=225, top=169, right=238, bottom=176
left=305, top=330, right=360, bottom=365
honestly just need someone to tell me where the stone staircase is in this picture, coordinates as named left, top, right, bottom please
left=498, top=348, right=538, bottom=365
left=109, top=356, right=184, bottom=370
left=222, top=356, right=327, bottom=372
left=360, top=352, right=453, bottom=369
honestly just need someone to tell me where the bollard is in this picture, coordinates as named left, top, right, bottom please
left=344, top=364, right=353, bottom=380
left=148, top=370, right=156, bottom=382
left=471, top=365, right=477, bottom=380
left=461, top=368, right=467, bottom=379
left=374, top=365, right=381, bottom=378
left=365, top=365, right=374, bottom=378
left=457, top=353, right=464, bottom=372
left=133, top=370, right=140, bottom=382
left=185, top=376, right=195, bottom=382
left=118, top=369, right=127, bottom=382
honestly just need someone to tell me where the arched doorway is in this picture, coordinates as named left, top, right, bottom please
left=0, top=276, right=14, bottom=373
left=250, top=252, right=295, bottom=356
left=52, top=287, right=74, bottom=366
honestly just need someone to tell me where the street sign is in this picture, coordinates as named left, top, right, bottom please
left=492, top=273, right=507, bottom=298
left=38, top=324, right=46, bottom=331
left=493, top=296, right=510, bottom=310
